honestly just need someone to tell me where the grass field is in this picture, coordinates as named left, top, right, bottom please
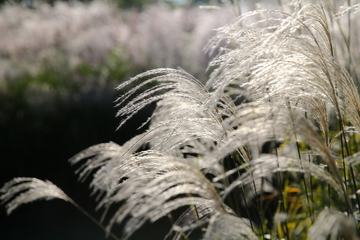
left=2, top=0, right=360, bottom=239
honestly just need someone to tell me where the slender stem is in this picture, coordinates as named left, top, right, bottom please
left=337, top=117, right=360, bottom=213
left=328, top=175, right=331, bottom=208
left=68, top=199, right=121, bottom=240
left=274, top=147, right=290, bottom=240
left=295, top=141, right=314, bottom=223
left=335, top=115, right=353, bottom=215
left=240, top=186, right=254, bottom=231
left=287, top=103, right=314, bottom=223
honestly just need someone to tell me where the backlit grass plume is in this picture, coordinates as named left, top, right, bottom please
left=2, top=0, right=360, bottom=239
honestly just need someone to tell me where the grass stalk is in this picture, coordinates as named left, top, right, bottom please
left=68, top=199, right=121, bottom=240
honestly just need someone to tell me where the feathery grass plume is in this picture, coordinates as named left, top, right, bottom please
left=334, top=3, right=360, bottom=18
left=3, top=0, right=360, bottom=239
left=206, top=1, right=360, bottom=136
left=0, top=177, right=70, bottom=215
left=203, top=213, right=258, bottom=240
left=166, top=203, right=221, bottom=239
left=199, top=101, right=303, bottom=173
left=0, top=177, right=122, bottom=240
left=331, top=2, right=360, bottom=85
left=214, top=154, right=344, bottom=201
left=114, top=68, right=228, bottom=158
left=68, top=141, right=127, bottom=199
left=308, top=208, right=359, bottom=240
left=96, top=150, right=229, bottom=239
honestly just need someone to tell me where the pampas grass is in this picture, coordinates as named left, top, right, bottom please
left=2, top=0, right=360, bottom=239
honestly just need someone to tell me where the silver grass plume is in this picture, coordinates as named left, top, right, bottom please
left=215, top=154, right=343, bottom=202
left=96, top=150, right=229, bottom=239
left=2, top=1, right=360, bottom=239
left=115, top=68, right=228, bottom=158
left=69, top=141, right=127, bottom=199
left=203, top=213, right=258, bottom=240
left=206, top=2, right=360, bottom=136
left=0, top=178, right=70, bottom=215
left=334, top=3, right=360, bottom=19
left=308, top=208, right=359, bottom=240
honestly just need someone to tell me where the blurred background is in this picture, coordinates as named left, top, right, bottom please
left=0, top=0, right=235, bottom=239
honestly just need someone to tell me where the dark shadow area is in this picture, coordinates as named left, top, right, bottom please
left=0, top=85, right=169, bottom=239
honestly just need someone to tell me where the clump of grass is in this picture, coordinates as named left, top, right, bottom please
left=2, top=0, right=360, bottom=239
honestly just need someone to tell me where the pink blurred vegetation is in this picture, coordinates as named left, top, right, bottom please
left=0, top=1, right=234, bottom=82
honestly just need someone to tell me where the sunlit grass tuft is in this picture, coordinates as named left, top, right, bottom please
left=2, top=1, right=360, bottom=239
